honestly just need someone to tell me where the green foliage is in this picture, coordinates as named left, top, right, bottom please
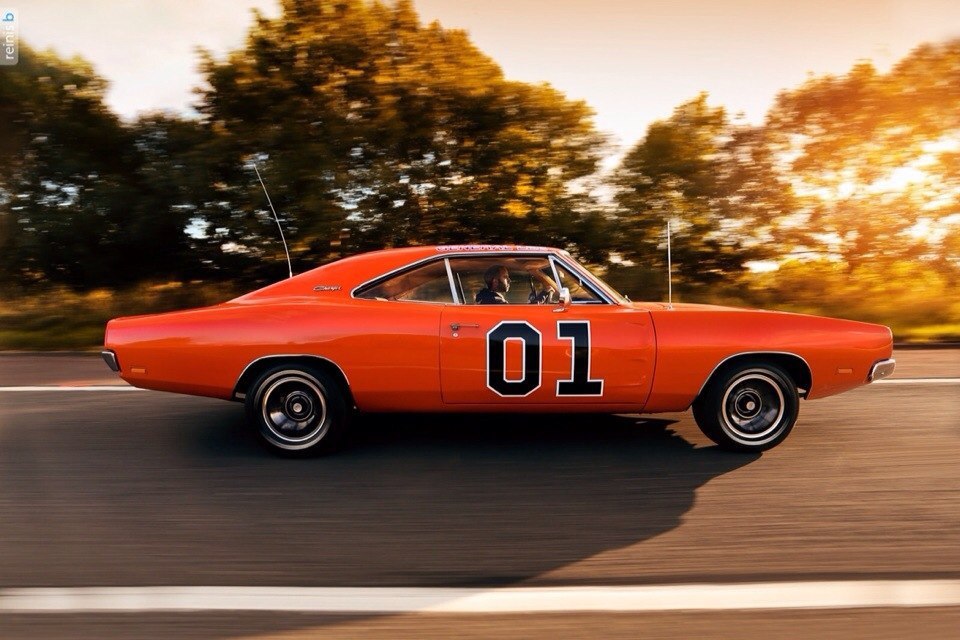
left=0, top=47, right=225, bottom=288
left=766, top=42, right=960, bottom=269
left=0, top=282, right=240, bottom=350
left=0, top=45, right=130, bottom=287
left=1, top=10, right=958, bottom=344
left=611, top=42, right=960, bottom=317
left=194, top=0, right=608, bottom=275
left=612, top=95, right=792, bottom=284
left=742, top=258, right=960, bottom=339
left=1, top=3, right=609, bottom=289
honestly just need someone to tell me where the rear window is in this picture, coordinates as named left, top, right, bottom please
left=355, top=259, right=453, bottom=303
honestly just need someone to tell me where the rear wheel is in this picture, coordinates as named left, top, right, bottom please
left=693, top=363, right=799, bottom=452
left=245, top=365, right=348, bottom=455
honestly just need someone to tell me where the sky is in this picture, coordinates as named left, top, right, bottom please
left=15, top=0, right=960, bottom=156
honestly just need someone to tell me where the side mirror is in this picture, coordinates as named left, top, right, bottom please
left=554, top=287, right=571, bottom=312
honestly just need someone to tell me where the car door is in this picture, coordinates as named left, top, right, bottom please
left=439, top=258, right=655, bottom=407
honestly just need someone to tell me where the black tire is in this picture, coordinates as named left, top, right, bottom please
left=692, top=363, right=799, bottom=452
left=245, top=365, right=349, bottom=455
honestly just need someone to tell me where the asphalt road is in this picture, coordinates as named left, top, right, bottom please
left=0, top=350, right=958, bottom=638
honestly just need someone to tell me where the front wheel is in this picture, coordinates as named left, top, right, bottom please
left=245, top=365, right=349, bottom=455
left=692, top=364, right=800, bottom=452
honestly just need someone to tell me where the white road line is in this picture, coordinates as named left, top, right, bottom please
left=2, top=581, right=960, bottom=614
left=873, top=378, right=960, bottom=385
left=0, top=386, right=145, bottom=392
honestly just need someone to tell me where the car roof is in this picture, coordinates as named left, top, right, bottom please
left=231, top=245, right=564, bottom=303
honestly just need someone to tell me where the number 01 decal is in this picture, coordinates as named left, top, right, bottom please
left=486, top=320, right=604, bottom=397
left=486, top=322, right=542, bottom=397
left=556, top=321, right=604, bottom=396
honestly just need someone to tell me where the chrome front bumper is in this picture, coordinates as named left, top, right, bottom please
left=101, top=350, right=120, bottom=372
left=868, top=358, right=896, bottom=382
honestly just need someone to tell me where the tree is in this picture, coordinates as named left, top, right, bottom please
left=122, top=114, right=222, bottom=282
left=0, top=44, right=132, bottom=287
left=0, top=45, right=214, bottom=288
left=766, top=41, right=960, bottom=273
left=194, top=0, right=608, bottom=278
left=612, top=95, right=791, bottom=291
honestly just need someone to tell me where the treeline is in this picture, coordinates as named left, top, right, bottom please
left=1, top=0, right=958, bottom=326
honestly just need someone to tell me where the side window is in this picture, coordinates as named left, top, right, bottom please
left=356, top=260, right=454, bottom=303
left=554, top=261, right=604, bottom=303
left=448, top=256, right=558, bottom=305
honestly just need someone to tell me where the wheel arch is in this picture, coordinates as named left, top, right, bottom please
left=696, top=352, right=812, bottom=402
left=233, top=355, right=355, bottom=408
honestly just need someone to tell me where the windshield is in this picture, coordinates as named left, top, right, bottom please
left=560, top=253, right=628, bottom=304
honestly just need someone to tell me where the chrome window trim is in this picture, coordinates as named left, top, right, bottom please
left=352, top=256, right=456, bottom=304
left=548, top=256, right=563, bottom=295
left=357, top=298, right=448, bottom=306
left=352, top=251, right=619, bottom=306
left=444, top=258, right=460, bottom=304
left=353, top=253, right=465, bottom=299
left=353, top=252, right=548, bottom=299
left=557, top=257, right=626, bottom=305
left=549, top=255, right=616, bottom=305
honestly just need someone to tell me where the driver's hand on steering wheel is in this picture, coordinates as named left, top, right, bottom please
left=528, top=288, right=554, bottom=304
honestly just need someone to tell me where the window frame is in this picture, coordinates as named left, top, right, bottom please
left=352, top=257, right=457, bottom=305
left=549, top=256, right=607, bottom=305
left=352, top=252, right=619, bottom=306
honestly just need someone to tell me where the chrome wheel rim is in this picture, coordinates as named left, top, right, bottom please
left=720, top=371, right=785, bottom=442
left=260, top=372, right=328, bottom=444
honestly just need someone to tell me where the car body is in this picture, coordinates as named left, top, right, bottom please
left=103, top=245, right=895, bottom=453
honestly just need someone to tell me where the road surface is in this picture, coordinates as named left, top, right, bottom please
left=0, top=350, right=957, bottom=638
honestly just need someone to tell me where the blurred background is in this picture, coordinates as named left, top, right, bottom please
left=1, top=0, right=959, bottom=348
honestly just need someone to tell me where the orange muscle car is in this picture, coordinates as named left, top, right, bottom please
left=102, top=245, right=895, bottom=454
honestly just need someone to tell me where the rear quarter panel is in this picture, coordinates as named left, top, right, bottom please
left=105, top=298, right=444, bottom=408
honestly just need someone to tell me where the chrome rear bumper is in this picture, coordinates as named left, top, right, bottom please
left=868, top=358, right=896, bottom=382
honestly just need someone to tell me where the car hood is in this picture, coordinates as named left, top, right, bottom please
left=630, top=301, right=893, bottom=338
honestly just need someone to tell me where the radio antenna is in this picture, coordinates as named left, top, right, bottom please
left=252, top=162, right=293, bottom=279
left=666, top=220, right=673, bottom=309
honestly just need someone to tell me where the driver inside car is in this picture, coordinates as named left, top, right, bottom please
left=475, top=265, right=510, bottom=304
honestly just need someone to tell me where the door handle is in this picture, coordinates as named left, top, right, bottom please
left=450, top=322, right=480, bottom=331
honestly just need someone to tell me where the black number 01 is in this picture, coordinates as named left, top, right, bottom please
left=486, top=320, right=604, bottom=397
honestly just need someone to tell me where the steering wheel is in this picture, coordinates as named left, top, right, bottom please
left=527, top=279, right=556, bottom=304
